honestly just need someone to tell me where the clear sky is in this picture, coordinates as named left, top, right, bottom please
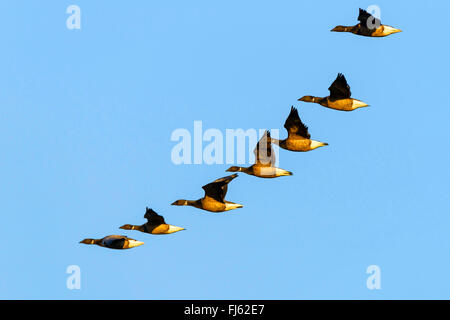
left=0, top=1, right=449, bottom=299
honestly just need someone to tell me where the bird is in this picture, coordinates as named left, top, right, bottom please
left=79, top=235, right=144, bottom=250
left=331, top=8, right=401, bottom=37
left=226, top=130, right=293, bottom=178
left=270, top=106, right=328, bottom=152
left=171, top=174, right=243, bottom=212
left=120, top=207, right=185, bottom=235
left=298, top=73, right=369, bottom=111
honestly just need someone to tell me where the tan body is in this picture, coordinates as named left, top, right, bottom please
left=172, top=174, right=243, bottom=213
left=370, top=25, right=402, bottom=37
left=272, top=106, right=328, bottom=152
left=120, top=207, right=185, bottom=235
left=299, top=96, right=368, bottom=111
left=331, top=24, right=401, bottom=37
left=226, top=131, right=293, bottom=178
left=250, top=165, right=291, bottom=178
left=271, top=136, right=327, bottom=152
left=172, top=197, right=242, bottom=212
left=227, top=164, right=292, bottom=178
left=120, top=223, right=185, bottom=235
left=200, top=196, right=242, bottom=212
left=80, top=235, right=144, bottom=250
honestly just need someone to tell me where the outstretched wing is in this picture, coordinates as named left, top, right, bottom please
left=202, top=174, right=238, bottom=203
left=328, top=73, right=351, bottom=100
left=144, top=207, right=166, bottom=225
left=253, top=130, right=275, bottom=166
left=284, top=106, right=310, bottom=139
left=358, top=8, right=381, bottom=30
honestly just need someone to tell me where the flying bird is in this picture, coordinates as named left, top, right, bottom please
left=226, top=130, right=292, bottom=178
left=298, top=73, right=369, bottom=111
left=171, top=174, right=243, bottom=212
left=79, top=235, right=144, bottom=250
left=120, top=207, right=185, bottom=235
left=331, top=8, right=401, bottom=37
left=270, top=106, right=328, bottom=152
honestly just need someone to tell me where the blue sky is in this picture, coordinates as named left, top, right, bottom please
left=0, top=1, right=449, bottom=299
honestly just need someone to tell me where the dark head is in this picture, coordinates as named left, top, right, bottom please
left=79, top=238, right=97, bottom=245
left=226, top=166, right=243, bottom=173
left=171, top=200, right=189, bottom=206
left=298, top=95, right=316, bottom=103
left=119, top=224, right=134, bottom=230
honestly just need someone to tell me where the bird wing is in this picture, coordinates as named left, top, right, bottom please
left=144, top=207, right=166, bottom=225
left=357, top=8, right=381, bottom=29
left=103, top=235, right=127, bottom=249
left=202, top=174, right=238, bottom=203
left=284, top=106, right=311, bottom=139
left=254, top=130, right=275, bottom=166
left=328, top=73, right=351, bottom=100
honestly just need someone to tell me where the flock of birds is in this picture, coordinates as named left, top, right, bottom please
left=80, top=8, right=401, bottom=250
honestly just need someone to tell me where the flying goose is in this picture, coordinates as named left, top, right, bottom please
left=171, top=174, right=243, bottom=212
left=298, top=73, right=369, bottom=111
left=270, top=106, right=328, bottom=152
left=79, top=235, right=144, bottom=250
left=120, top=207, right=185, bottom=235
left=226, top=130, right=292, bottom=178
left=331, top=8, right=401, bottom=37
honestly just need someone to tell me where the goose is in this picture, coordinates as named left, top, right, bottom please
left=226, top=130, right=292, bottom=178
left=171, top=174, right=243, bottom=212
left=331, top=8, right=401, bottom=37
left=298, top=73, right=369, bottom=111
left=120, top=207, right=185, bottom=235
left=79, top=235, right=144, bottom=250
left=270, top=106, right=328, bottom=152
